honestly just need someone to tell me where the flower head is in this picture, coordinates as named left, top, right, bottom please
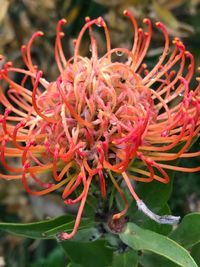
left=0, top=11, right=200, bottom=239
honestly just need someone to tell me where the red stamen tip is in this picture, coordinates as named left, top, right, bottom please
left=156, top=22, right=164, bottom=29
left=138, top=28, right=143, bottom=35
left=85, top=16, right=90, bottom=22
left=59, top=32, right=65, bottom=37
left=59, top=18, right=67, bottom=25
left=143, top=18, right=150, bottom=24
left=36, top=31, right=44, bottom=37
left=5, top=61, right=12, bottom=68
left=184, top=51, right=191, bottom=57
left=96, top=17, right=105, bottom=27
left=21, top=44, right=26, bottom=49
left=123, top=10, right=129, bottom=16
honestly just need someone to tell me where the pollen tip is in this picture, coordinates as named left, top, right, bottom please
left=123, top=10, right=129, bottom=16
left=96, top=17, right=105, bottom=27
left=59, top=32, right=65, bottom=37
left=143, top=18, right=150, bottom=24
left=60, top=18, right=67, bottom=24
left=155, top=21, right=162, bottom=28
left=85, top=16, right=90, bottom=22
left=5, top=61, right=12, bottom=68
left=138, top=28, right=143, bottom=34
left=184, top=51, right=191, bottom=57
left=21, top=45, right=26, bottom=51
left=37, top=31, right=44, bottom=36
left=177, top=41, right=185, bottom=50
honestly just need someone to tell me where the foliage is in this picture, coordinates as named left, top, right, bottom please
left=0, top=185, right=200, bottom=266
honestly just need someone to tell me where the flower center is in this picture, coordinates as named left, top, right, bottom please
left=34, top=58, right=154, bottom=170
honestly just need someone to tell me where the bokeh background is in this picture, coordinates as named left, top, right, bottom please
left=0, top=0, right=200, bottom=266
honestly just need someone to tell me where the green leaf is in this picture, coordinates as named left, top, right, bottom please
left=119, top=222, right=198, bottom=267
left=139, top=252, right=180, bottom=267
left=169, top=213, right=200, bottom=248
left=191, top=243, right=200, bottom=267
left=60, top=240, right=113, bottom=267
left=71, top=227, right=102, bottom=242
left=112, top=250, right=138, bottom=267
left=0, top=215, right=92, bottom=239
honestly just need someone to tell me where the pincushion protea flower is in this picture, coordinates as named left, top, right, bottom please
left=0, top=10, right=200, bottom=239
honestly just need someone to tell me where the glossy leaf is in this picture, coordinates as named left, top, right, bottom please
left=0, top=215, right=92, bottom=239
left=119, top=222, right=197, bottom=267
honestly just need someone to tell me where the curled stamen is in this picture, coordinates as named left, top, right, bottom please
left=55, top=19, right=67, bottom=72
left=26, top=31, right=44, bottom=72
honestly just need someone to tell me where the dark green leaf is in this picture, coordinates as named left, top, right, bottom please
left=139, top=252, right=180, bottom=267
left=0, top=215, right=92, bottom=239
left=191, top=242, right=200, bottom=267
left=169, top=213, right=200, bottom=248
left=60, top=240, right=113, bottom=267
left=112, top=250, right=138, bottom=267
left=119, top=222, right=197, bottom=267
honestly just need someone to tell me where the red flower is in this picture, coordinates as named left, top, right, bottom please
left=0, top=11, right=200, bottom=239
